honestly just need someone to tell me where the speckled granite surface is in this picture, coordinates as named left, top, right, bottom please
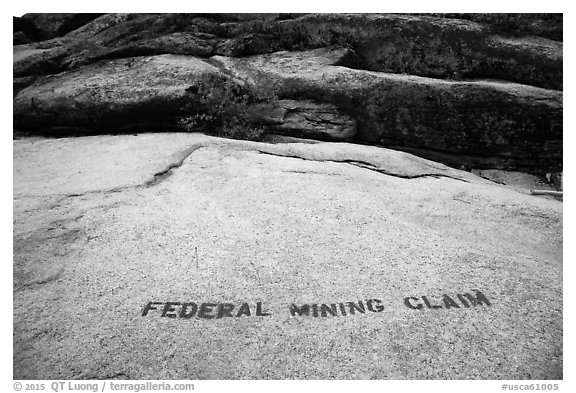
left=13, top=134, right=562, bottom=379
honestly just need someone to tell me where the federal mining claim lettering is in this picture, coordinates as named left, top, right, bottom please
left=142, top=291, right=492, bottom=319
left=403, top=290, right=491, bottom=310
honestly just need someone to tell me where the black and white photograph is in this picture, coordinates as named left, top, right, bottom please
left=9, top=3, right=568, bottom=389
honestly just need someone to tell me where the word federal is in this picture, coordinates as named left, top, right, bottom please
left=142, top=301, right=271, bottom=319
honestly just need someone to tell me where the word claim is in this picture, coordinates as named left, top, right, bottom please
left=404, top=290, right=491, bottom=310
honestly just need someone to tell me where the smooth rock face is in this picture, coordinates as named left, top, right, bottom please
left=13, top=134, right=562, bottom=379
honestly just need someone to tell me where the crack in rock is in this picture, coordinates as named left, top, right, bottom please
left=18, top=267, right=64, bottom=289
left=44, top=144, right=208, bottom=208
left=283, top=170, right=343, bottom=176
left=341, top=159, right=469, bottom=182
left=144, top=144, right=207, bottom=187
left=21, top=141, right=469, bottom=217
left=254, top=149, right=469, bottom=182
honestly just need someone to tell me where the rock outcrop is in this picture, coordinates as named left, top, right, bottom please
left=13, top=13, right=563, bottom=175
left=14, top=47, right=562, bottom=173
left=216, top=48, right=562, bottom=174
left=14, top=55, right=221, bottom=133
left=13, top=14, right=562, bottom=89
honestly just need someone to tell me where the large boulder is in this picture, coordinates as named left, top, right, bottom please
left=13, top=55, right=222, bottom=133
left=242, top=14, right=563, bottom=90
left=213, top=48, right=563, bottom=174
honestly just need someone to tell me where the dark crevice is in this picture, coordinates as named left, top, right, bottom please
left=254, top=149, right=468, bottom=182
left=18, top=268, right=64, bottom=289
left=283, top=170, right=342, bottom=176
left=342, top=160, right=469, bottom=182
left=144, top=145, right=206, bottom=187
left=42, top=144, right=207, bottom=210
left=476, top=175, right=507, bottom=185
